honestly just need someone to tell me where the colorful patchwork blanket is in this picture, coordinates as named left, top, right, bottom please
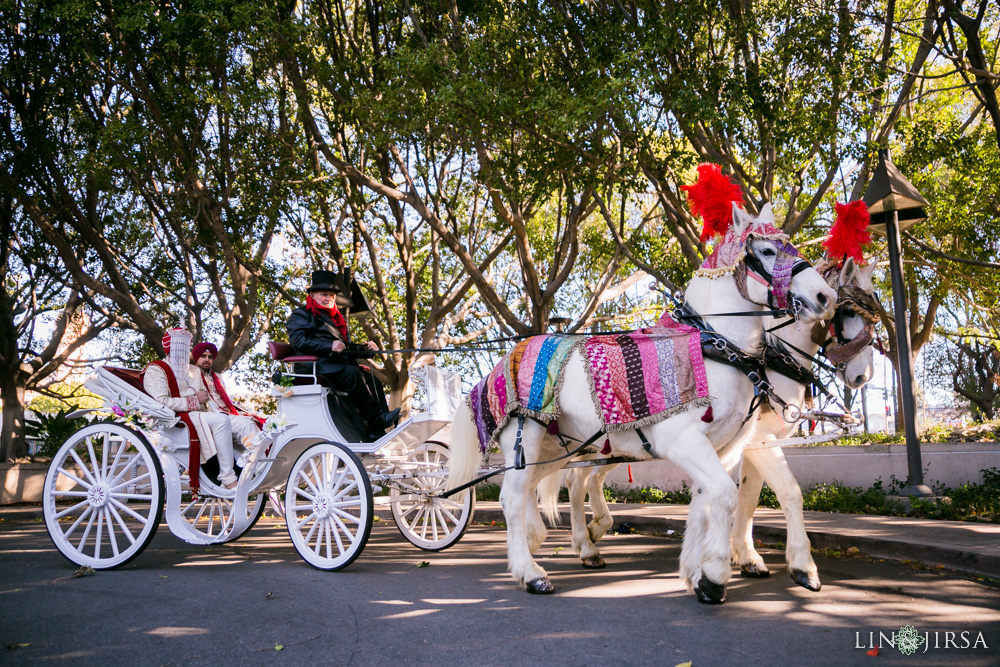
left=468, top=312, right=711, bottom=451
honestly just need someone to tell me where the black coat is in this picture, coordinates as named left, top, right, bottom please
left=286, top=307, right=372, bottom=375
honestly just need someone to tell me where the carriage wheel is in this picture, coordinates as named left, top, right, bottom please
left=285, top=442, right=373, bottom=571
left=178, top=490, right=267, bottom=542
left=390, top=441, right=475, bottom=551
left=43, top=423, right=164, bottom=569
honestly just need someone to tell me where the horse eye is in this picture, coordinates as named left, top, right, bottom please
left=760, top=247, right=776, bottom=257
left=844, top=307, right=856, bottom=318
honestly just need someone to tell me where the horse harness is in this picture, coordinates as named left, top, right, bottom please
left=810, top=284, right=880, bottom=368
left=444, top=279, right=877, bottom=497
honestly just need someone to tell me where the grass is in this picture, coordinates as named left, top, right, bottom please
left=755, top=467, right=1000, bottom=522
left=821, top=419, right=1000, bottom=446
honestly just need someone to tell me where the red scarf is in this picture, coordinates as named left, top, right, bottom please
left=306, top=295, right=348, bottom=340
left=141, top=360, right=202, bottom=494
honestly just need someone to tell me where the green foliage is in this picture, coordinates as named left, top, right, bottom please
left=602, top=468, right=999, bottom=523
left=831, top=419, right=1000, bottom=445
left=25, top=408, right=87, bottom=458
left=603, top=482, right=692, bottom=505
left=475, top=482, right=501, bottom=502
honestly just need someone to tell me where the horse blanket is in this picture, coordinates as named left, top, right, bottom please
left=468, top=312, right=711, bottom=452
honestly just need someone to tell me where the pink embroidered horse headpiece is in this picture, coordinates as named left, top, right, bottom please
left=681, top=164, right=803, bottom=308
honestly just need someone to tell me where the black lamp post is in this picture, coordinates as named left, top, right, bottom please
left=549, top=316, right=572, bottom=333
left=862, top=148, right=933, bottom=497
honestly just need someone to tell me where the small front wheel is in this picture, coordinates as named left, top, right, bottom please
left=43, top=423, right=164, bottom=569
left=285, top=442, right=373, bottom=571
left=390, top=441, right=475, bottom=551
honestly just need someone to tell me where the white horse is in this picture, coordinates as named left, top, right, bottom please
left=544, top=258, right=877, bottom=593
left=448, top=203, right=837, bottom=604
left=731, top=257, right=877, bottom=589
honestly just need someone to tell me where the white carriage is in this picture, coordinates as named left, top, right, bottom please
left=41, top=346, right=474, bottom=571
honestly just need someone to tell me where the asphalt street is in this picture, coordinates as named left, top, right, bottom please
left=1, top=515, right=998, bottom=666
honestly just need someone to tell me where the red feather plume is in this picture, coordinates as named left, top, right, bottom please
left=680, top=163, right=745, bottom=242
left=824, top=200, right=871, bottom=265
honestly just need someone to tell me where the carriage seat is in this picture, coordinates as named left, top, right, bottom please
left=267, top=341, right=318, bottom=365
left=268, top=341, right=331, bottom=388
left=267, top=342, right=386, bottom=442
left=104, top=366, right=148, bottom=395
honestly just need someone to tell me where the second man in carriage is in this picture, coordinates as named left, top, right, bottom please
left=286, top=270, right=400, bottom=441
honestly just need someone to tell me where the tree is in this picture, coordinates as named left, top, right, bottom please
left=0, top=0, right=297, bottom=369
left=0, top=199, right=114, bottom=460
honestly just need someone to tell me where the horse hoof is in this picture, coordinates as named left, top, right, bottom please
left=790, top=569, right=821, bottom=591
left=740, top=562, right=770, bottom=578
left=526, top=578, right=555, bottom=594
left=695, top=577, right=727, bottom=605
left=581, top=556, right=606, bottom=569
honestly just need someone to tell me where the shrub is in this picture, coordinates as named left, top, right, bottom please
left=603, top=482, right=692, bottom=505
left=25, top=408, right=88, bottom=458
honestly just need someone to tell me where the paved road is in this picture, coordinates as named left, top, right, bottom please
left=1, top=516, right=998, bottom=666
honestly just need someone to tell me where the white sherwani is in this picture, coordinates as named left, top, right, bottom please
left=195, top=370, right=260, bottom=447
left=142, top=363, right=238, bottom=485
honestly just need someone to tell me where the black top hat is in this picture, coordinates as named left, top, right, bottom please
left=307, top=270, right=350, bottom=295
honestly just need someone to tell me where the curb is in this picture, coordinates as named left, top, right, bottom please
left=469, top=505, right=1000, bottom=581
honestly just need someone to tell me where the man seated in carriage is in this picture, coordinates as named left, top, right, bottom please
left=285, top=269, right=399, bottom=441
left=190, top=340, right=263, bottom=449
left=141, top=329, right=241, bottom=491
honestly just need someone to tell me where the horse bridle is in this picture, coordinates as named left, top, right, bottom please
left=810, top=284, right=880, bottom=369
left=737, top=236, right=813, bottom=310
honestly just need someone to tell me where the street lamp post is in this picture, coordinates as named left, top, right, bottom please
left=862, top=149, right=934, bottom=497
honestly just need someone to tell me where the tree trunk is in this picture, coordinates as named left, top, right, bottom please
left=388, top=374, right=415, bottom=419
left=1, top=375, right=27, bottom=461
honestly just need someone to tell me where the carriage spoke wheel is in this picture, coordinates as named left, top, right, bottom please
left=43, top=424, right=164, bottom=569
left=178, top=491, right=266, bottom=541
left=390, top=441, right=474, bottom=551
left=177, top=462, right=268, bottom=542
left=285, top=442, right=373, bottom=571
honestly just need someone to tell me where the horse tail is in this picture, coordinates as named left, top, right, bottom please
left=446, top=399, right=480, bottom=492
left=536, top=471, right=562, bottom=527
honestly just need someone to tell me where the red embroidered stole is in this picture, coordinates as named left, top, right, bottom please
left=201, top=371, right=266, bottom=427
left=143, top=360, right=202, bottom=493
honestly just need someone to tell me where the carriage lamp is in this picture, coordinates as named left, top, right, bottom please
left=862, top=148, right=933, bottom=498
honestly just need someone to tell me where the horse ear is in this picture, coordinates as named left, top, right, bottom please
left=731, top=202, right=751, bottom=234
left=839, top=257, right=858, bottom=286
left=858, top=260, right=877, bottom=288
left=758, top=202, right=775, bottom=226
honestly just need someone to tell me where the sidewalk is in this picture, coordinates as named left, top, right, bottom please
left=6, top=501, right=999, bottom=580
left=472, top=501, right=1000, bottom=580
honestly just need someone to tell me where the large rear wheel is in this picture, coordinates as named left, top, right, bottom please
left=285, top=442, right=373, bottom=571
left=42, top=423, right=164, bottom=569
left=390, top=441, right=475, bottom=551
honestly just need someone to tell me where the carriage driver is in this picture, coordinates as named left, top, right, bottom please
left=190, top=341, right=262, bottom=449
left=286, top=270, right=400, bottom=439
left=141, top=330, right=241, bottom=490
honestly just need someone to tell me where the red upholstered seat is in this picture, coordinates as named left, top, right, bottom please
left=105, top=366, right=151, bottom=396
left=268, top=341, right=325, bottom=387
left=268, top=341, right=318, bottom=363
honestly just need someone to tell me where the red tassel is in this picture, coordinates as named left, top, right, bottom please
left=546, top=420, right=559, bottom=435
left=824, top=201, right=871, bottom=265
left=701, top=406, right=714, bottom=423
left=680, top=164, right=745, bottom=242
left=628, top=464, right=633, bottom=484
left=601, top=438, right=611, bottom=455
